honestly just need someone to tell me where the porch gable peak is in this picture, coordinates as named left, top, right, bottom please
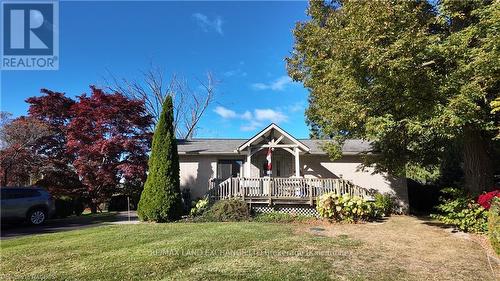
left=236, top=123, right=310, bottom=153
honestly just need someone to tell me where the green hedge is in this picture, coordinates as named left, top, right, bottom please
left=54, top=197, right=84, bottom=218
left=431, top=188, right=488, bottom=233
left=373, top=193, right=394, bottom=217
left=196, top=199, right=249, bottom=222
left=488, top=198, right=500, bottom=255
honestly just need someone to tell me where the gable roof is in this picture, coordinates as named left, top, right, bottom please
left=236, top=123, right=310, bottom=152
left=177, top=139, right=372, bottom=155
left=177, top=139, right=246, bottom=155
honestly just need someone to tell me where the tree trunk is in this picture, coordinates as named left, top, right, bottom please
left=2, top=166, right=8, bottom=187
left=90, top=202, right=98, bottom=214
left=463, top=127, right=494, bottom=195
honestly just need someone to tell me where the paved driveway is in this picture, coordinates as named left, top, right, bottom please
left=1, top=211, right=138, bottom=240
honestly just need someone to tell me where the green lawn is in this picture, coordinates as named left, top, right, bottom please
left=1, top=217, right=497, bottom=281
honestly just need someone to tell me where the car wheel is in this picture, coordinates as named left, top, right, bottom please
left=28, top=209, right=47, bottom=225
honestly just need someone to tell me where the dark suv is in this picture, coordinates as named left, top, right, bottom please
left=1, top=187, right=55, bottom=225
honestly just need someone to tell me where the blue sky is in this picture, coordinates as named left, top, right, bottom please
left=1, top=1, right=311, bottom=138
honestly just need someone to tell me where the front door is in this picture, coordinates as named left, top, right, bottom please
left=273, top=155, right=282, bottom=177
left=257, top=151, right=293, bottom=177
left=273, top=153, right=293, bottom=177
left=282, top=156, right=293, bottom=177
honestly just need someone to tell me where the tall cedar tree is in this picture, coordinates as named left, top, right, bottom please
left=287, top=0, right=499, bottom=194
left=138, top=96, right=183, bottom=222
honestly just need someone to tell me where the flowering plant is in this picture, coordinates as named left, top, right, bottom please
left=317, top=193, right=380, bottom=222
left=477, top=190, right=500, bottom=210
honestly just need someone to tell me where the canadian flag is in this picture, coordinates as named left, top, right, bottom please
left=266, top=147, right=272, bottom=174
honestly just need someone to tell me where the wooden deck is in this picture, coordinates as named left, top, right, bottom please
left=208, top=177, right=373, bottom=206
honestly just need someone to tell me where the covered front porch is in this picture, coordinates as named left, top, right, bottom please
left=240, top=123, right=309, bottom=178
left=207, top=124, right=372, bottom=205
left=208, top=177, right=372, bottom=206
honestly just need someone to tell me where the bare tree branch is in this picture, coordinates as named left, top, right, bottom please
left=184, top=73, right=215, bottom=139
left=104, top=65, right=217, bottom=139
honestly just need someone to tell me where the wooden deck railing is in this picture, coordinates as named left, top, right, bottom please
left=207, top=177, right=373, bottom=205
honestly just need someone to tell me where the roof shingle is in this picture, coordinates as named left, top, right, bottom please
left=177, top=139, right=372, bottom=155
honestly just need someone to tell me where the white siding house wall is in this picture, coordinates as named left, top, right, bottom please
left=179, top=155, right=217, bottom=199
left=179, top=153, right=409, bottom=211
left=301, top=155, right=409, bottom=210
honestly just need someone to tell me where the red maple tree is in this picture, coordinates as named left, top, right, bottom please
left=66, top=87, right=152, bottom=211
left=25, top=89, right=79, bottom=196
left=2, top=88, right=152, bottom=212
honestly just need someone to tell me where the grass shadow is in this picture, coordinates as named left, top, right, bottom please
left=414, top=215, right=458, bottom=232
left=1, top=212, right=119, bottom=239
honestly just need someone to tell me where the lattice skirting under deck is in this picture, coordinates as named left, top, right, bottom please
left=251, top=205, right=319, bottom=217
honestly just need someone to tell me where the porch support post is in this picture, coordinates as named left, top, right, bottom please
left=294, top=147, right=300, bottom=177
left=246, top=147, right=252, bottom=177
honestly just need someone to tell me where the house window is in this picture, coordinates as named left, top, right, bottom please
left=217, top=160, right=242, bottom=179
left=276, top=160, right=281, bottom=177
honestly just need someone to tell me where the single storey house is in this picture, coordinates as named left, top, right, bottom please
left=178, top=123, right=409, bottom=213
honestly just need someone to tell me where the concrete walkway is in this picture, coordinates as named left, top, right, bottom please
left=110, top=211, right=140, bottom=224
